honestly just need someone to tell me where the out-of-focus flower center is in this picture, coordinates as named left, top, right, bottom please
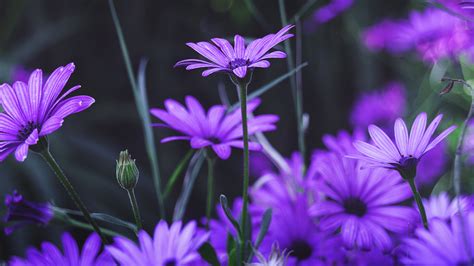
left=164, top=258, right=177, bottom=266
left=399, top=156, right=418, bottom=170
left=289, top=240, right=313, bottom=261
left=343, top=198, right=367, bottom=217
left=229, top=58, right=249, bottom=69
left=207, top=137, right=222, bottom=144
left=18, top=121, right=39, bottom=140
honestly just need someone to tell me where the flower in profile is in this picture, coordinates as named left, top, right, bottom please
left=351, top=112, right=456, bottom=179
left=400, top=211, right=474, bottom=265
left=150, top=96, right=278, bottom=160
left=3, top=190, right=53, bottom=235
left=363, top=8, right=473, bottom=62
left=9, top=232, right=113, bottom=265
left=350, top=82, right=406, bottom=133
left=422, top=192, right=473, bottom=222
left=310, top=152, right=415, bottom=250
left=247, top=243, right=289, bottom=266
left=174, top=25, right=294, bottom=78
left=107, top=220, right=209, bottom=265
left=0, top=63, right=95, bottom=162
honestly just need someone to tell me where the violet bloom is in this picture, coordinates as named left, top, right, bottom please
left=351, top=112, right=456, bottom=179
left=174, top=25, right=294, bottom=78
left=0, top=63, right=95, bottom=162
left=422, top=192, right=473, bottom=222
left=150, top=96, right=278, bottom=160
left=10, top=66, right=30, bottom=84
left=9, top=232, right=113, bottom=266
left=350, top=82, right=406, bottom=133
left=3, top=191, right=53, bottom=235
left=400, top=211, right=474, bottom=265
left=415, top=141, right=448, bottom=187
left=310, top=152, right=415, bottom=250
left=312, top=0, right=354, bottom=24
left=107, top=220, right=209, bottom=266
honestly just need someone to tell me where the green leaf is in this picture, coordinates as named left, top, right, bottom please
left=219, top=195, right=243, bottom=239
left=254, top=208, right=272, bottom=249
left=91, top=213, right=138, bottom=233
left=163, top=150, right=195, bottom=199
left=228, top=248, right=237, bottom=266
left=198, top=242, right=221, bottom=266
left=228, top=62, right=308, bottom=112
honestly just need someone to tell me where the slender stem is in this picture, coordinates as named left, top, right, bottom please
left=205, top=156, right=215, bottom=229
left=127, top=189, right=142, bottom=231
left=237, top=80, right=250, bottom=261
left=39, top=150, right=108, bottom=244
left=408, top=178, right=429, bottom=229
left=54, top=212, right=120, bottom=237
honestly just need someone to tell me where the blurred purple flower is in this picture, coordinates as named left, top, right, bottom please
left=422, top=192, right=473, bottom=222
left=310, top=152, right=415, bottom=250
left=351, top=113, right=456, bottom=177
left=415, top=140, right=448, bottom=187
left=10, top=66, right=30, bottom=84
left=150, top=96, right=278, bottom=160
left=249, top=151, right=275, bottom=177
left=9, top=232, right=113, bottom=266
left=175, top=25, right=294, bottom=78
left=400, top=211, right=474, bottom=265
left=107, top=220, right=209, bottom=265
left=363, top=8, right=473, bottom=62
left=350, top=82, right=406, bottom=133
left=3, top=190, right=53, bottom=235
left=0, top=63, right=95, bottom=162
left=312, top=0, right=354, bottom=24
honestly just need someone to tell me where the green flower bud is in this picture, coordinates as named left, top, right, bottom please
left=116, top=150, right=139, bottom=190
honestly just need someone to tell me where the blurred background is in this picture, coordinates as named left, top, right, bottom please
left=0, top=0, right=469, bottom=259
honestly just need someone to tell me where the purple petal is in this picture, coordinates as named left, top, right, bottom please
left=49, top=95, right=95, bottom=119
left=407, top=113, right=427, bottom=156
left=1, top=83, right=27, bottom=124
left=14, top=143, right=29, bottom=162
left=202, top=67, right=227, bottom=77
left=368, top=124, right=400, bottom=161
left=415, top=114, right=442, bottom=156
left=212, top=144, right=231, bottom=159
left=259, top=51, right=287, bottom=60
left=27, top=69, right=43, bottom=121
left=211, top=38, right=235, bottom=59
left=394, top=118, right=409, bottom=156
left=232, top=66, right=248, bottom=78
left=25, top=129, right=38, bottom=145
left=248, top=60, right=271, bottom=68
left=80, top=233, right=100, bottom=266
left=161, top=136, right=191, bottom=143
left=190, top=137, right=212, bottom=148
left=13, top=81, right=32, bottom=122
left=234, top=35, right=245, bottom=59
left=40, top=117, right=64, bottom=136
left=227, top=140, right=261, bottom=151
left=62, top=233, right=79, bottom=265
left=186, top=42, right=227, bottom=67
left=425, top=125, right=457, bottom=153
left=353, top=140, right=396, bottom=164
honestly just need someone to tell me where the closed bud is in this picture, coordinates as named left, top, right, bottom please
left=116, top=150, right=139, bottom=190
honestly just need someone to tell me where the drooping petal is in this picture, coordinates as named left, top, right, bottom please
left=14, top=143, right=29, bottom=162
left=232, top=66, right=248, bottom=78
left=212, top=144, right=231, bottom=159
left=190, top=137, right=212, bottom=149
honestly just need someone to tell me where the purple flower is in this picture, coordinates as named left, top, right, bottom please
left=150, top=96, right=278, bottom=160
left=363, top=8, right=472, bottom=62
left=415, top=140, right=448, bottom=187
left=107, top=220, right=209, bottom=265
left=249, top=151, right=275, bottom=177
left=174, top=25, right=294, bottom=78
left=3, top=190, right=53, bottom=235
left=10, top=66, right=31, bottom=84
left=422, top=192, right=473, bottom=222
left=400, top=211, right=474, bottom=265
left=310, top=152, right=415, bottom=250
left=350, top=82, right=406, bottom=133
left=9, top=232, right=113, bottom=266
left=311, top=0, right=354, bottom=24
left=351, top=112, right=456, bottom=178
left=0, top=63, right=95, bottom=162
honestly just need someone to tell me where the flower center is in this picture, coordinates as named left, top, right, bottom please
left=289, top=240, right=313, bottom=261
left=163, top=258, right=177, bottom=266
left=229, top=58, right=248, bottom=69
left=18, top=121, right=39, bottom=140
left=343, top=198, right=367, bottom=217
left=207, top=137, right=222, bottom=144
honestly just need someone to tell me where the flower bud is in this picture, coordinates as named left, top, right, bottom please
left=116, top=150, right=139, bottom=190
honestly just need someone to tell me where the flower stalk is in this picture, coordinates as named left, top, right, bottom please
left=407, top=177, right=429, bottom=229
left=36, top=141, right=108, bottom=244
left=205, top=154, right=216, bottom=229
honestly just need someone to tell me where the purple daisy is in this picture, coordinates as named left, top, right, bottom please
left=9, top=232, right=113, bottom=266
left=0, top=63, right=95, bottom=162
left=150, top=96, right=278, bottom=160
left=174, top=25, right=294, bottom=78
left=400, top=211, right=474, bottom=265
left=310, top=152, right=415, bottom=251
left=3, top=190, right=53, bottom=235
left=422, top=192, right=473, bottom=222
left=350, top=82, right=406, bottom=133
left=351, top=112, right=456, bottom=179
left=107, top=220, right=209, bottom=265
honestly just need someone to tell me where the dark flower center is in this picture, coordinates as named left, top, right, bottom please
left=457, top=261, right=471, bottom=266
left=343, top=198, right=367, bottom=217
left=229, top=58, right=249, bottom=69
left=289, top=240, right=313, bottom=261
left=163, top=258, right=176, bottom=266
left=394, top=156, right=418, bottom=180
left=18, top=121, right=39, bottom=140
left=207, top=137, right=221, bottom=144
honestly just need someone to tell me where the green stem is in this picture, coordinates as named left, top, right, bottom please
left=54, top=212, right=119, bottom=237
left=39, top=149, right=108, bottom=244
left=127, top=189, right=142, bottom=231
left=237, top=80, right=250, bottom=262
left=205, top=156, right=215, bottom=229
left=408, top=178, right=429, bottom=229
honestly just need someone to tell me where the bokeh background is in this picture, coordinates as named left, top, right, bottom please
left=0, top=0, right=469, bottom=260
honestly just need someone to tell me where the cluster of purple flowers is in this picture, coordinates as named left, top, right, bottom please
left=3, top=3, right=474, bottom=265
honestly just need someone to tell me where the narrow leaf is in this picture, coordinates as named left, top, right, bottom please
left=254, top=208, right=272, bottom=249
left=198, top=242, right=221, bottom=266
left=219, top=195, right=243, bottom=239
left=163, top=150, right=195, bottom=199
left=91, top=213, right=138, bottom=232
